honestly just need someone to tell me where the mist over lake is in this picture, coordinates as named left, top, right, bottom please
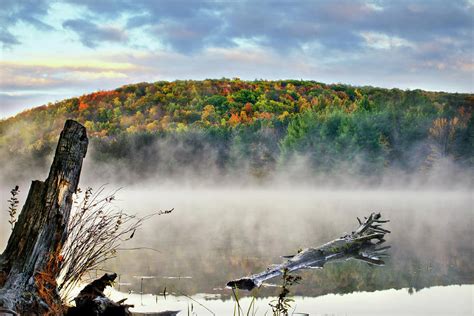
left=99, top=185, right=473, bottom=296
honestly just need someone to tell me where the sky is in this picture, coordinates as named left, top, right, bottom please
left=0, top=0, right=473, bottom=118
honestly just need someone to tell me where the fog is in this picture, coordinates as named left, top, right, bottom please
left=0, top=142, right=473, bottom=301
left=2, top=181, right=471, bottom=297
left=1, top=124, right=473, bottom=193
left=93, top=186, right=471, bottom=295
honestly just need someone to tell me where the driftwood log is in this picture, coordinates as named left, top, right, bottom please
left=66, top=274, right=179, bottom=316
left=66, top=273, right=133, bottom=316
left=0, top=120, right=88, bottom=314
left=227, top=212, right=390, bottom=290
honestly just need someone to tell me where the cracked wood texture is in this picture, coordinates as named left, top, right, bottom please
left=0, top=120, right=88, bottom=315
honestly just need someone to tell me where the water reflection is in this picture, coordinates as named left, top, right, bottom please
left=104, top=285, right=473, bottom=316
left=101, top=188, right=473, bottom=299
left=228, top=212, right=391, bottom=291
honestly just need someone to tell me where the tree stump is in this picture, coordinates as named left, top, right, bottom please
left=0, top=120, right=88, bottom=314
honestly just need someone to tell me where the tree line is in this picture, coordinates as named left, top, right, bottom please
left=1, top=79, right=472, bottom=182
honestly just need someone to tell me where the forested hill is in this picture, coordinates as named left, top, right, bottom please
left=1, top=79, right=473, bottom=183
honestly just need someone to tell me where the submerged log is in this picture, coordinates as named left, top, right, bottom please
left=0, top=120, right=88, bottom=314
left=227, top=212, right=391, bottom=290
left=67, top=274, right=179, bottom=316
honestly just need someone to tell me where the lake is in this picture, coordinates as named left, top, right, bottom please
left=107, top=284, right=473, bottom=315
left=84, top=186, right=473, bottom=315
left=0, top=184, right=472, bottom=314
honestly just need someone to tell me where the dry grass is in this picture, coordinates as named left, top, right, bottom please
left=58, top=185, right=172, bottom=300
left=34, top=247, right=65, bottom=315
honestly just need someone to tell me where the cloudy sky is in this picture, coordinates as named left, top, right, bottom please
left=1, top=0, right=473, bottom=118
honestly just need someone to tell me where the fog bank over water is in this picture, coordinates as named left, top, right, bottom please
left=33, top=185, right=470, bottom=297
left=0, top=160, right=472, bottom=299
left=79, top=138, right=474, bottom=190
left=1, top=126, right=473, bottom=192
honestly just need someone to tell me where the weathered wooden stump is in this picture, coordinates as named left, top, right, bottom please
left=0, top=120, right=88, bottom=314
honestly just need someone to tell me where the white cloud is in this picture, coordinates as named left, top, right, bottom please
left=360, top=32, right=414, bottom=50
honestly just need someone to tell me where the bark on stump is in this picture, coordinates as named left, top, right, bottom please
left=0, top=120, right=88, bottom=314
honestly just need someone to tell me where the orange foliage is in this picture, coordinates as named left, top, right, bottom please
left=240, top=110, right=252, bottom=123
left=298, top=98, right=312, bottom=112
left=243, top=102, right=253, bottom=114
left=79, top=90, right=118, bottom=111
left=77, top=90, right=118, bottom=111
left=88, top=90, right=118, bottom=102
left=228, top=113, right=241, bottom=126
left=255, top=112, right=273, bottom=120
left=78, top=101, right=89, bottom=111
left=311, top=97, right=319, bottom=107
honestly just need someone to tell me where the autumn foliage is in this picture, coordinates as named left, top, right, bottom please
left=0, top=79, right=472, bottom=180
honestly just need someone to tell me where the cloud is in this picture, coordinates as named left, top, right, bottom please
left=3, top=1, right=472, bottom=59
left=64, top=0, right=135, bottom=18
left=0, top=29, right=20, bottom=46
left=360, top=32, right=414, bottom=50
left=63, top=0, right=373, bottom=53
left=0, top=0, right=52, bottom=48
left=0, top=92, right=64, bottom=118
left=62, top=19, right=128, bottom=48
left=55, top=0, right=473, bottom=64
left=3, top=0, right=472, bottom=57
left=361, top=0, right=473, bottom=42
left=215, top=0, right=373, bottom=52
left=0, top=58, right=145, bottom=118
left=148, top=16, right=223, bottom=53
left=0, top=60, right=139, bottom=91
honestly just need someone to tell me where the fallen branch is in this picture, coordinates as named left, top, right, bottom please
left=227, top=212, right=390, bottom=291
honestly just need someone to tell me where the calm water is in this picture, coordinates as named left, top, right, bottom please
left=1, top=186, right=472, bottom=314
left=107, top=284, right=473, bottom=315
left=92, top=187, right=473, bottom=314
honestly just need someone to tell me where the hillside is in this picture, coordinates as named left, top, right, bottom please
left=1, top=79, right=473, bottom=183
